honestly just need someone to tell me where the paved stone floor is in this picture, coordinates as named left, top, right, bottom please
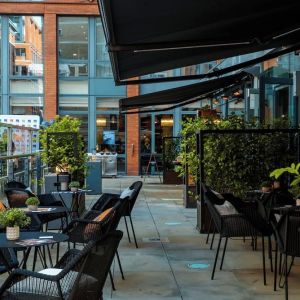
left=1, top=176, right=300, bottom=299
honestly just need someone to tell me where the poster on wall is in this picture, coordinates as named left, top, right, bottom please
left=0, top=115, right=40, bottom=154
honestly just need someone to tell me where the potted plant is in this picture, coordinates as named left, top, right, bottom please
left=39, top=116, right=87, bottom=185
left=0, top=208, right=31, bottom=240
left=25, top=197, right=40, bottom=211
left=69, top=181, right=80, bottom=192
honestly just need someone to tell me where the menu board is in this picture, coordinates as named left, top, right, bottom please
left=0, top=115, right=40, bottom=154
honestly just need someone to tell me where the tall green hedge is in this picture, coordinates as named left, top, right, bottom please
left=177, top=116, right=296, bottom=197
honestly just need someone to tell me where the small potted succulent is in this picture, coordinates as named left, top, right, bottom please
left=0, top=208, right=31, bottom=240
left=69, top=181, right=80, bottom=192
left=25, top=197, right=40, bottom=211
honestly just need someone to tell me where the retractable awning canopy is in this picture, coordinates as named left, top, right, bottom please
left=98, top=0, right=300, bottom=83
left=120, top=72, right=251, bottom=112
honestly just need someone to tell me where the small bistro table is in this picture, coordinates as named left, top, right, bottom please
left=0, top=231, right=68, bottom=270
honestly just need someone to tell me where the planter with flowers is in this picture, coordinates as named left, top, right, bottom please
left=25, top=197, right=40, bottom=211
left=0, top=208, right=31, bottom=240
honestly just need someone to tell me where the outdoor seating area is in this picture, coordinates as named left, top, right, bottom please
left=1, top=1, right=300, bottom=299
left=0, top=177, right=299, bottom=299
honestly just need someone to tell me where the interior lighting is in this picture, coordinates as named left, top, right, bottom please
left=96, top=117, right=107, bottom=126
left=161, top=117, right=174, bottom=126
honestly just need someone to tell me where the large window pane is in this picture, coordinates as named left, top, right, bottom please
left=96, top=18, right=113, bottom=78
left=10, top=96, right=43, bottom=115
left=59, top=96, right=88, bottom=112
left=10, top=78, right=43, bottom=93
left=59, top=63, right=88, bottom=77
left=59, top=80, right=88, bottom=95
left=9, top=16, right=43, bottom=76
left=58, top=17, right=88, bottom=60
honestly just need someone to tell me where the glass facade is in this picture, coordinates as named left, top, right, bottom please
left=57, top=16, right=125, bottom=173
left=7, top=16, right=44, bottom=116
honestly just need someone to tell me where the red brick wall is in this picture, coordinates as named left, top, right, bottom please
left=126, top=84, right=140, bottom=176
left=44, top=13, right=57, bottom=119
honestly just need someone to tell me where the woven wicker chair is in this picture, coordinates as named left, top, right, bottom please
left=239, top=200, right=274, bottom=286
left=0, top=249, right=19, bottom=275
left=91, top=181, right=142, bottom=248
left=272, top=207, right=300, bottom=300
left=205, top=197, right=256, bottom=280
left=4, top=188, right=68, bottom=229
left=0, top=230, right=123, bottom=300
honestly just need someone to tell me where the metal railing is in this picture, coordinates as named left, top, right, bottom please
left=0, top=121, right=47, bottom=198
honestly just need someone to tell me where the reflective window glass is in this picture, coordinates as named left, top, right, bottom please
left=9, top=16, right=43, bottom=76
left=58, top=17, right=88, bottom=60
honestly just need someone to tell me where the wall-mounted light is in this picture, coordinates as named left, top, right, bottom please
left=96, top=117, right=106, bottom=126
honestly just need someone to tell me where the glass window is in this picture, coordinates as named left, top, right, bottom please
left=10, top=78, right=43, bottom=94
left=59, top=80, right=88, bottom=95
left=59, top=63, right=88, bottom=77
left=59, top=96, right=88, bottom=112
left=96, top=114, right=125, bottom=154
left=140, top=114, right=152, bottom=155
left=9, top=16, right=43, bottom=76
left=155, top=114, right=173, bottom=154
left=96, top=18, right=113, bottom=78
left=10, top=96, right=43, bottom=116
left=58, top=17, right=88, bottom=60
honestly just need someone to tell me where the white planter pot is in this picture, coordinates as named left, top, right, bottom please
left=27, top=205, right=38, bottom=211
left=70, top=187, right=78, bottom=192
left=6, top=226, right=20, bottom=240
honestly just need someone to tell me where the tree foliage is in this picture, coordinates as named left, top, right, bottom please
left=40, top=116, right=87, bottom=179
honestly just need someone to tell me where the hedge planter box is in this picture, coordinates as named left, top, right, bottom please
left=196, top=200, right=215, bottom=233
left=163, top=170, right=182, bottom=185
left=183, top=185, right=197, bottom=208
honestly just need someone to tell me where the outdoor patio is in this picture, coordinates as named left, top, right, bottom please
left=0, top=176, right=300, bottom=299
left=101, top=178, right=300, bottom=300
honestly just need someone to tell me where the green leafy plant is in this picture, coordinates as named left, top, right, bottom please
left=39, top=116, right=87, bottom=180
left=25, top=197, right=40, bottom=206
left=0, top=208, right=31, bottom=227
left=69, top=181, right=80, bottom=188
left=177, top=115, right=294, bottom=198
left=270, top=163, right=300, bottom=197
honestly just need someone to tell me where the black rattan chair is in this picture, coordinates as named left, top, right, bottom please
left=239, top=200, right=275, bottom=286
left=272, top=207, right=300, bottom=300
left=64, top=205, right=118, bottom=244
left=92, top=181, right=143, bottom=248
left=0, top=230, right=123, bottom=300
left=0, top=249, right=19, bottom=275
left=5, top=188, right=67, bottom=229
left=205, top=197, right=256, bottom=280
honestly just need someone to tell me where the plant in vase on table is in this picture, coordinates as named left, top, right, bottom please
left=25, top=197, right=40, bottom=211
left=0, top=208, right=31, bottom=240
left=69, top=181, right=80, bottom=192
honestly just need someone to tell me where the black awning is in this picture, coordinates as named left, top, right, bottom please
left=98, top=0, right=300, bottom=83
left=120, top=72, right=251, bottom=112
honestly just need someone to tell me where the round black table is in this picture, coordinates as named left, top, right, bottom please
left=21, top=206, right=67, bottom=215
left=0, top=231, right=68, bottom=249
left=0, top=231, right=68, bottom=270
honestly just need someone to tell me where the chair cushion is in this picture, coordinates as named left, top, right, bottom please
left=214, top=201, right=239, bottom=215
left=93, top=208, right=113, bottom=222
left=0, top=201, right=6, bottom=211
left=120, top=187, right=134, bottom=199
